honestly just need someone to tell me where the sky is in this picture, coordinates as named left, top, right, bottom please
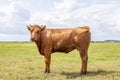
left=0, top=0, right=120, bottom=41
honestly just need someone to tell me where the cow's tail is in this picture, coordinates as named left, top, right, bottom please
left=81, top=26, right=90, bottom=32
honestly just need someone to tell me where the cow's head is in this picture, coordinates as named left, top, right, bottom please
left=27, top=24, right=46, bottom=42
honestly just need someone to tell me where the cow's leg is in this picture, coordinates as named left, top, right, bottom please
left=79, top=49, right=88, bottom=74
left=44, top=53, right=51, bottom=74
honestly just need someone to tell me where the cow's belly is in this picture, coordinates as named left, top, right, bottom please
left=52, top=43, right=76, bottom=53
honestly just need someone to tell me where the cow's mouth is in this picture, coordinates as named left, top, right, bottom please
left=31, top=38, right=36, bottom=42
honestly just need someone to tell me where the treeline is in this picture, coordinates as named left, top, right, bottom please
left=92, top=40, right=120, bottom=43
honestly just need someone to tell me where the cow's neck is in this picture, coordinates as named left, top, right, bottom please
left=35, top=32, right=45, bottom=56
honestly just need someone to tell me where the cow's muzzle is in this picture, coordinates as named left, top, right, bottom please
left=31, top=37, right=35, bottom=42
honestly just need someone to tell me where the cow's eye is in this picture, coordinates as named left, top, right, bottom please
left=36, top=31, right=39, bottom=34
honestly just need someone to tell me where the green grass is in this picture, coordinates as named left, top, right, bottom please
left=0, top=42, right=120, bottom=80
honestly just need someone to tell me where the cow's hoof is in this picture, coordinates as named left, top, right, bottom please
left=45, top=69, right=50, bottom=74
left=80, top=71, right=87, bottom=75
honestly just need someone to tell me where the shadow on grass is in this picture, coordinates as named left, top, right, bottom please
left=61, top=70, right=119, bottom=79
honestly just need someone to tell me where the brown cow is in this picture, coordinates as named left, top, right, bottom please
left=27, top=24, right=91, bottom=74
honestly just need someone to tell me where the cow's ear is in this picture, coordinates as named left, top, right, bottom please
left=41, top=25, right=46, bottom=31
left=27, top=26, right=31, bottom=31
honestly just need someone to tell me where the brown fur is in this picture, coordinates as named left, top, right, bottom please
left=27, top=24, right=91, bottom=74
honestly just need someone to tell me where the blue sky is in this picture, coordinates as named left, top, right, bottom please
left=0, top=0, right=120, bottom=41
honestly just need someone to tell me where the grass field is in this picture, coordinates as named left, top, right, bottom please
left=0, top=42, right=120, bottom=80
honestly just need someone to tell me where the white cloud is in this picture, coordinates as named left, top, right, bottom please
left=0, top=0, right=30, bottom=41
left=54, top=0, right=77, bottom=11
left=0, top=0, right=30, bottom=34
left=28, top=0, right=76, bottom=28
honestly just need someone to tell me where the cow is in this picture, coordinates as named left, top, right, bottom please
left=27, top=24, right=91, bottom=74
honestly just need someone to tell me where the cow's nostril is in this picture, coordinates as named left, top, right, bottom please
left=31, top=37, right=35, bottom=41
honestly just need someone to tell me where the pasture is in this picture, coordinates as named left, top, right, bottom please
left=0, top=42, right=120, bottom=80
